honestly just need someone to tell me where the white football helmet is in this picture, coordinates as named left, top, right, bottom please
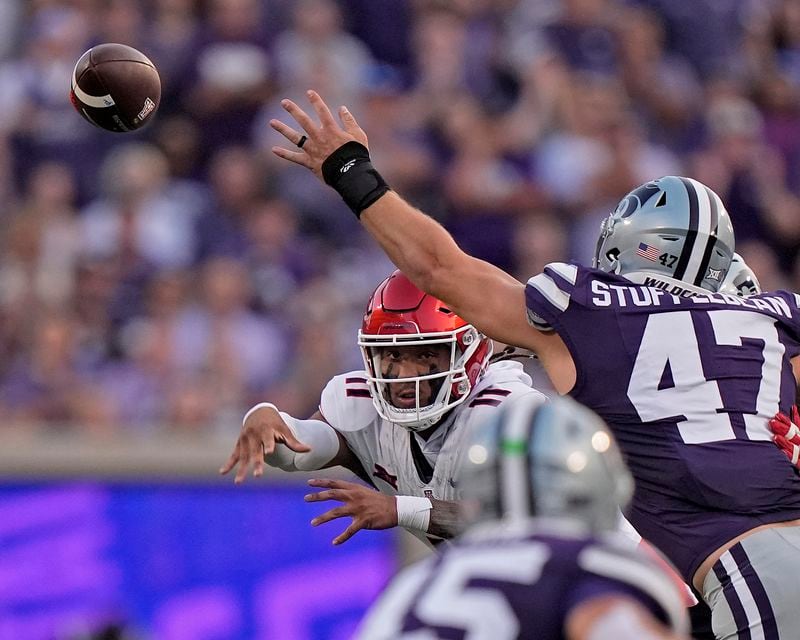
left=458, top=395, right=634, bottom=533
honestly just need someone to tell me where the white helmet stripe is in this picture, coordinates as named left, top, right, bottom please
left=694, top=185, right=722, bottom=286
left=683, top=178, right=713, bottom=285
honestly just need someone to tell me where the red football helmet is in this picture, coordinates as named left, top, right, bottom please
left=358, top=271, right=492, bottom=431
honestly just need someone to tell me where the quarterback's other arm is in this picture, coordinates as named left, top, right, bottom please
left=269, top=92, right=566, bottom=371
left=305, top=478, right=465, bottom=544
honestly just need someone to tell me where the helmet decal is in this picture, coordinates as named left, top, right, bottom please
left=618, top=181, right=660, bottom=218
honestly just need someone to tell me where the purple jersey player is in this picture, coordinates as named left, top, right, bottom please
left=356, top=395, right=689, bottom=640
left=269, top=91, right=800, bottom=639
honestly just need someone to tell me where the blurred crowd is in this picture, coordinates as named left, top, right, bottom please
left=0, top=0, right=798, bottom=435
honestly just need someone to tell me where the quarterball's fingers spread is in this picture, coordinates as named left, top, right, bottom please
left=304, top=489, right=344, bottom=503
left=306, top=90, right=337, bottom=129
left=252, top=456, right=265, bottom=478
left=311, top=506, right=350, bottom=526
left=308, top=478, right=350, bottom=490
left=333, top=523, right=361, bottom=545
left=219, top=444, right=240, bottom=474
left=233, top=457, right=250, bottom=484
left=262, top=432, right=276, bottom=457
left=236, top=434, right=263, bottom=483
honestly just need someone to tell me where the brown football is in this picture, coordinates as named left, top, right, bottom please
left=70, top=43, right=161, bottom=133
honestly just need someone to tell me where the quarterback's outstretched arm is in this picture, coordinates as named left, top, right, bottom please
left=269, top=91, right=553, bottom=359
left=222, top=404, right=468, bottom=543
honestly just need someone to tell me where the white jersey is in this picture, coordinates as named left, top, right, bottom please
left=319, top=361, right=546, bottom=503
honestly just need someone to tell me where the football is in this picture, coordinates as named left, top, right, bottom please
left=70, top=43, right=161, bottom=133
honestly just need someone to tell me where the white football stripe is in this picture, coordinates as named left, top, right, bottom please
left=71, top=59, right=115, bottom=108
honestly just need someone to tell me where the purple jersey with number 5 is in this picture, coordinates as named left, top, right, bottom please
left=525, top=262, right=800, bottom=581
left=356, top=522, right=688, bottom=640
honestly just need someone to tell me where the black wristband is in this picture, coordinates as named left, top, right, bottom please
left=321, top=141, right=390, bottom=218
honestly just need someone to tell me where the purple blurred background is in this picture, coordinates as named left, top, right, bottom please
left=0, top=482, right=395, bottom=640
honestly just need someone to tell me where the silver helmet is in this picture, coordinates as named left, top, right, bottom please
left=458, top=395, right=634, bottom=533
left=593, top=176, right=735, bottom=292
left=719, top=252, right=761, bottom=297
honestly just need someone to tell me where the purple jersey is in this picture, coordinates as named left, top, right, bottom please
left=525, top=263, right=800, bottom=580
left=356, top=521, right=688, bottom=639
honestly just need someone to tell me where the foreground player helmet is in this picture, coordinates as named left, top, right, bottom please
left=458, top=395, right=633, bottom=532
left=359, top=271, right=492, bottom=431
left=593, top=176, right=735, bottom=292
left=719, top=253, right=761, bottom=297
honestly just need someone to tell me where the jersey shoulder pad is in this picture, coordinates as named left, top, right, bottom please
left=465, top=364, right=547, bottom=411
left=481, top=360, right=533, bottom=387
left=319, top=371, right=378, bottom=433
left=525, top=262, right=581, bottom=329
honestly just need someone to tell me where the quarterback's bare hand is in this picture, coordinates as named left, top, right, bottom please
left=219, top=405, right=310, bottom=483
left=270, top=90, right=368, bottom=180
left=770, top=405, right=800, bottom=468
left=305, top=478, right=397, bottom=545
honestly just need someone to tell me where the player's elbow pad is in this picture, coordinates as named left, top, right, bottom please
left=263, top=413, right=340, bottom=472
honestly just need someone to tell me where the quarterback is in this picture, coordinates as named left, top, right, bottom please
left=220, top=270, right=545, bottom=545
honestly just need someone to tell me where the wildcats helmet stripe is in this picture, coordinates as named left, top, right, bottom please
left=496, top=394, right=540, bottom=520
left=694, top=185, right=722, bottom=286
left=673, top=178, right=700, bottom=281
left=675, top=177, right=721, bottom=287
